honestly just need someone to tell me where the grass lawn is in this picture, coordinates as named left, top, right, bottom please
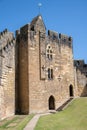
left=0, top=114, right=34, bottom=130
left=35, top=97, right=87, bottom=130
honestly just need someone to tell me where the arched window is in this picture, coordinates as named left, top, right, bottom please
left=48, top=68, right=53, bottom=80
left=46, top=45, right=53, bottom=60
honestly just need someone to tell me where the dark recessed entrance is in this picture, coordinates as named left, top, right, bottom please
left=69, top=85, right=74, bottom=96
left=49, top=96, right=55, bottom=110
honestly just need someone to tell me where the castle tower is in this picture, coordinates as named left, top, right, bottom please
left=16, top=15, right=76, bottom=114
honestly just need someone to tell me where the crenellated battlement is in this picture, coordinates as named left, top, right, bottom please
left=0, top=29, right=8, bottom=38
left=0, top=29, right=15, bottom=51
left=48, top=30, right=58, bottom=42
left=15, top=16, right=73, bottom=49
left=74, top=60, right=87, bottom=78
left=59, top=33, right=72, bottom=48
left=74, top=60, right=85, bottom=67
left=59, top=33, right=72, bottom=41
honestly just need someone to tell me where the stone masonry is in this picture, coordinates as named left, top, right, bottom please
left=74, top=60, right=87, bottom=96
left=15, top=15, right=77, bottom=114
left=0, top=29, right=15, bottom=120
left=0, top=15, right=87, bottom=120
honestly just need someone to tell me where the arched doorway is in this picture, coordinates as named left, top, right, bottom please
left=49, top=96, right=55, bottom=110
left=69, top=85, right=74, bottom=96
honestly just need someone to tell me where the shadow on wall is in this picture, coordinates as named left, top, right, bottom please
left=80, top=84, right=87, bottom=97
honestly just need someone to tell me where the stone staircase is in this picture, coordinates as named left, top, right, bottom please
left=57, top=98, right=73, bottom=111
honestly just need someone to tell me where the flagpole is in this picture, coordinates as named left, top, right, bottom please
left=38, top=3, right=42, bottom=14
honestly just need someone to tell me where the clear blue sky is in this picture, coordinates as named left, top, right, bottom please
left=0, top=0, right=87, bottom=63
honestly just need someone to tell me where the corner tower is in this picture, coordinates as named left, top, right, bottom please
left=16, top=15, right=46, bottom=114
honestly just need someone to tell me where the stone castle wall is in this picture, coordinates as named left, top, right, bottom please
left=0, top=15, right=87, bottom=120
left=0, top=29, right=15, bottom=120
left=74, top=60, right=87, bottom=96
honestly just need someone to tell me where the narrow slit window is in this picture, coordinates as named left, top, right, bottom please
left=48, top=68, right=53, bottom=80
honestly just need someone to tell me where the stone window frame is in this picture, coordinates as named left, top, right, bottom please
left=48, top=68, right=53, bottom=80
left=46, top=45, right=53, bottom=60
